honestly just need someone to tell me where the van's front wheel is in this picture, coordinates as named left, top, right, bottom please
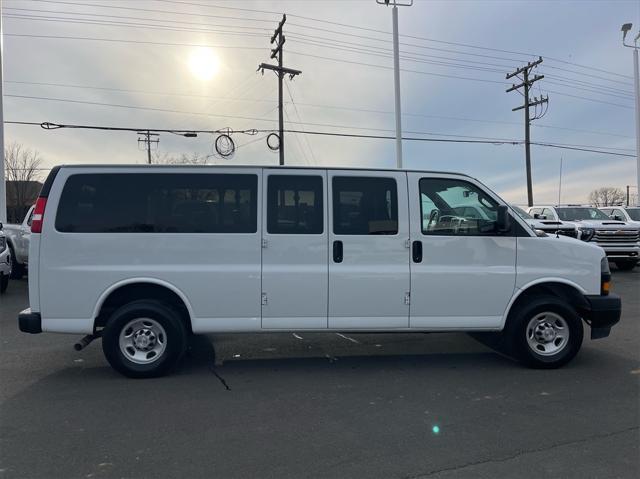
left=506, top=295, right=583, bottom=369
left=102, top=300, right=187, bottom=378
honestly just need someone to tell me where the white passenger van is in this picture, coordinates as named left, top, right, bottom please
left=19, top=166, right=621, bottom=377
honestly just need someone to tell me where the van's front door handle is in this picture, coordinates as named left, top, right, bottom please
left=412, top=240, right=423, bottom=263
left=333, top=240, right=343, bottom=263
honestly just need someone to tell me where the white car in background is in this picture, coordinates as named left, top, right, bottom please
left=528, top=205, right=640, bottom=271
left=0, top=226, right=11, bottom=294
left=3, top=205, right=34, bottom=279
left=600, top=206, right=640, bottom=226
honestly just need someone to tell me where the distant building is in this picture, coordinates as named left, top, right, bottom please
left=6, top=180, right=42, bottom=223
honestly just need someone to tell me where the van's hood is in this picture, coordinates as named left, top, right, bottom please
left=525, top=219, right=574, bottom=230
left=561, top=220, right=638, bottom=230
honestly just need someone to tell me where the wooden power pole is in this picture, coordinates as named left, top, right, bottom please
left=506, top=57, right=548, bottom=207
left=258, top=14, right=301, bottom=166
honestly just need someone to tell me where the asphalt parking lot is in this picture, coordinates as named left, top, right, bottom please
left=1, top=271, right=639, bottom=479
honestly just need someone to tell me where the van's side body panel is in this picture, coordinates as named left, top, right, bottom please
left=29, top=165, right=610, bottom=336
left=38, top=167, right=263, bottom=334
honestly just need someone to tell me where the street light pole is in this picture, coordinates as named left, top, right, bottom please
left=377, top=0, right=412, bottom=169
left=621, top=24, right=640, bottom=206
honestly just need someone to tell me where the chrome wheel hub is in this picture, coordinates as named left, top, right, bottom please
left=526, top=312, right=569, bottom=356
left=119, top=318, right=167, bottom=364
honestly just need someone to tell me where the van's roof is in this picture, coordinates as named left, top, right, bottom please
left=55, top=164, right=474, bottom=178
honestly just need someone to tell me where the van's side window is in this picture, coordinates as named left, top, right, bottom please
left=267, top=175, right=323, bottom=234
left=332, top=177, right=398, bottom=235
left=420, top=178, right=502, bottom=236
left=55, top=173, right=258, bottom=233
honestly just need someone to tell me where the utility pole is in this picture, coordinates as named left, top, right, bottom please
left=621, top=24, right=640, bottom=206
left=506, top=56, right=548, bottom=207
left=377, top=0, right=413, bottom=169
left=558, top=157, right=563, bottom=205
left=0, top=0, right=6, bottom=223
left=258, top=14, right=301, bottom=166
left=627, top=185, right=630, bottom=207
left=137, top=130, right=159, bottom=164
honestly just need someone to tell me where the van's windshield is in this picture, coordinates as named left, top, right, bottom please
left=556, top=207, right=609, bottom=221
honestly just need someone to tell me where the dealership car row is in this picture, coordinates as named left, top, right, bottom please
left=1, top=202, right=639, bottom=296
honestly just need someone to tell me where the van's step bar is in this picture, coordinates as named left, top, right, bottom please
left=74, top=333, right=101, bottom=351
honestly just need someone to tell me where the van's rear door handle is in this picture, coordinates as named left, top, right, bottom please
left=333, top=240, right=343, bottom=263
left=412, top=240, right=423, bottom=263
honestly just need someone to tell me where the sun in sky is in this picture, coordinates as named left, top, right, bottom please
left=188, top=47, right=220, bottom=81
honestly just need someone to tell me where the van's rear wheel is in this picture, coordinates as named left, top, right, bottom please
left=506, top=295, right=583, bottom=369
left=102, top=300, right=187, bottom=378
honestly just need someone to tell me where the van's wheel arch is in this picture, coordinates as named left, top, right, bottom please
left=102, top=300, right=188, bottom=378
left=505, top=294, right=583, bottom=369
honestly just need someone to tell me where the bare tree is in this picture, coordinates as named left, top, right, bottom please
left=152, top=152, right=208, bottom=165
left=4, top=142, right=43, bottom=222
left=588, top=187, right=626, bottom=207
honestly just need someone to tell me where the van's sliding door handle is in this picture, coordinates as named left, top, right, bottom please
left=412, top=240, right=423, bottom=263
left=333, top=240, right=343, bottom=263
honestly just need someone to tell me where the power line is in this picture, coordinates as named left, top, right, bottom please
left=30, top=0, right=277, bottom=25
left=8, top=9, right=634, bottom=97
left=156, top=0, right=631, bottom=80
left=4, top=33, right=266, bottom=50
left=5, top=120, right=635, bottom=158
left=7, top=78, right=633, bottom=139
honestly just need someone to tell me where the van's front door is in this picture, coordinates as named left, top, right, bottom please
left=328, top=171, right=410, bottom=329
left=407, top=174, right=516, bottom=329
left=261, top=170, right=328, bottom=329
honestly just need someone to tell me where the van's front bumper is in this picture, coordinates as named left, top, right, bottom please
left=579, top=294, right=621, bottom=339
left=18, top=309, right=42, bottom=334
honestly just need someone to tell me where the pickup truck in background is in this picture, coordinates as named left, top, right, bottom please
left=0, top=226, right=11, bottom=293
left=3, top=205, right=34, bottom=279
left=528, top=205, right=640, bottom=271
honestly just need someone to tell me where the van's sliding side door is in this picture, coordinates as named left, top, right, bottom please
left=328, top=170, right=410, bottom=329
left=261, top=169, right=329, bottom=329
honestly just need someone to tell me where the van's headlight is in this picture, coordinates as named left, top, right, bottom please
left=0, top=236, right=6, bottom=253
left=601, top=257, right=611, bottom=295
left=579, top=227, right=595, bottom=242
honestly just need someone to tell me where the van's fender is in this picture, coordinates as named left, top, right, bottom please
left=499, top=277, right=588, bottom=329
left=92, top=277, right=196, bottom=325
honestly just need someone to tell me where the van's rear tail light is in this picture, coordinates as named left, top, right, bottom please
left=30, top=197, right=48, bottom=234
left=600, top=257, right=611, bottom=296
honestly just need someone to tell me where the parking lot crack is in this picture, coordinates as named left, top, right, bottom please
left=405, top=426, right=639, bottom=478
left=209, top=365, right=231, bottom=391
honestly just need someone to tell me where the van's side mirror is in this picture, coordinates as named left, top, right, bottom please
left=613, top=215, right=622, bottom=221
left=533, top=213, right=541, bottom=219
left=496, top=205, right=511, bottom=233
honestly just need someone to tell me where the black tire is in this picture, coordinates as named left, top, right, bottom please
left=8, top=246, right=24, bottom=280
left=614, top=260, right=637, bottom=271
left=0, top=273, right=8, bottom=294
left=505, top=295, right=583, bottom=369
left=102, top=300, right=188, bottom=378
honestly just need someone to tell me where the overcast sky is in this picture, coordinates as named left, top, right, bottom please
left=3, top=0, right=639, bottom=204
